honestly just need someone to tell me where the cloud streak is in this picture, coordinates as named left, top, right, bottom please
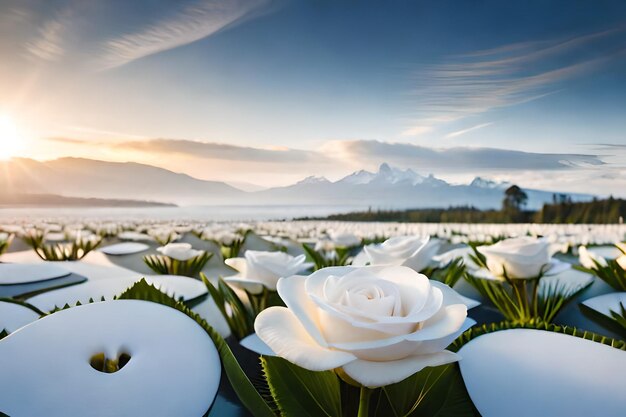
left=119, top=138, right=323, bottom=163
left=445, top=122, right=493, bottom=139
left=98, top=0, right=271, bottom=70
left=326, top=140, right=605, bottom=172
left=407, top=26, right=626, bottom=129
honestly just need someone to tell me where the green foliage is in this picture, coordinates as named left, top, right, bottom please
left=423, top=258, right=466, bottom=287
left=301, top=197, right=626, bottom=224
left=535, top=196, right=625, bottom=224
left=0, top=234, right=13, bottom=255
left=117, top=279, right=276, bottom=417
left=579, top=302, right=626, bottom=340
left=262, top=356, right=342, bottom=417
left=380, top=364, right=478, bottom=417
left=579, top=258, right=626, bottom=291
left=220, top=233, right=248, bottom=259
left=465, top=273, right=591, bottom=324
left=302, top=244, right=352, bottom=270
left=261, top=357, right=478, bottom=417
left=23, top=230, right=102, bottom=261
left=201, top=274, right=257, bottom=340
left=450, top=320, right=626, bottom=352
left=143, top=252, right=212, bottom=277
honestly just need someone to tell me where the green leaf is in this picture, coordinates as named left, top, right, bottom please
left=380, top=364, right=478, bottom=417
left=579, top=302, right=626, bottom=340
left=143, top=252, right=213, bottom=277
left=261, top=355, right=342, bottom=417
left=117, top=279, right=276, bottom=417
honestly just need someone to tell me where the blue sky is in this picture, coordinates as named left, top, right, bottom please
left=0, top=0, right=625, bottom=194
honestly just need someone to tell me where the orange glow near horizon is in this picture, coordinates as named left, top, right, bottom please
left=0, top=115, right=23, bottom=160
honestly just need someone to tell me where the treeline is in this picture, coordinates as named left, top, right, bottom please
left=307, top=198, right=625, bottom=224
left=534, top=197, right=625, bottom=223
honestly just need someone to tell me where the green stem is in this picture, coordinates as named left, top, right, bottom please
left=357, top=386, right=372, bottom=417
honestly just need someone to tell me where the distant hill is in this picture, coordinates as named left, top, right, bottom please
left=0, top=157, right=244, bottom=205
left=0, top=158, right=596, bottom=209
left=0, top=192, right=175, bottom=208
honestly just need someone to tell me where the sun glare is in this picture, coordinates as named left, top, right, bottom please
left=0, top=114, right=21, bottom=160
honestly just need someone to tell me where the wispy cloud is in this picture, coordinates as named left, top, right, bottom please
left=98, top=0, right=272, bottom=70
left=325, top=140, right=605, bottom=172
left=445, top=122, right=493, bottom=139
left=399, top=125, right=434, bottom=137
left=118, top=138, right=323, bottom=163
left=406, top=26, right=626, bottom=131
left=24, top=11, right=70, bottom=61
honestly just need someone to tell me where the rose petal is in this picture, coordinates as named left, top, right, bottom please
left=277, top=275, right=329, bottom=347
left=225, top=257, right=248, bottom=276
left=430, top=280, right=480, bottom=309
left=254, top=307, right=356, bottom=371
left=342, top=350, right=460, bottom=388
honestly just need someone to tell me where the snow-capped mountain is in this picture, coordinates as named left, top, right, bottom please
left=1, top=158, right=595, bottom=209
left=470, top=177, right=511, bottom=189
left=254, top=163, right=593, bottom=209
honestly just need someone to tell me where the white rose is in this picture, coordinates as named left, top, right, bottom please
left=225, top=250, right=313, bottom=294
left=578, top=246, right=608, bottom=269
left=157, top=243, right=203, bottom=261
left=329, top=232, right=361, bottom=248
left=477, top=237, right=569, bottom=280
left=255, top=265, right=474, bottom=387
left=354, top=236, right=441, bottom=272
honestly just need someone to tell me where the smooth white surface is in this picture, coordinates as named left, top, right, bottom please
left=540, top=267, right=594, bottom=294
left=0, top=263, right=71, bottom=284
left=0, top=301, right=39, bottom=333
left=582, top=292, right=626, bottom=316
left=99, top=242, right=149, bottom=256
left=0, top=300, right=221, bottom=417
left=459, top=329, right=626, bottom=417
left=240, top=332, right=275, bottom=356
left=26, top=274, right=207, bottom=311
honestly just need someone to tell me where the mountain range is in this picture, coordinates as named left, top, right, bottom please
left=0, top=158, right=594, bottom=209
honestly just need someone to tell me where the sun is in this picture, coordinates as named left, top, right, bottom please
left=0, top=115, right=22, bottom=160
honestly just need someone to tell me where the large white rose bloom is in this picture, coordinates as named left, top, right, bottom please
left=255, top=265, right=474, bottom=387
left=156, top=243, right=204, bottom=261
left=225, top=250, right=313, bottom=294
left=476, top=237, right=569, bottom=280
left=353, top=236, right=441, bottom=272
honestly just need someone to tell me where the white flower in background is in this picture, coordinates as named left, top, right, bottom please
left=616, top=255, right=626, bottom=271
left=157, top=243, right=203, bottom=261
left=44, top=232, right=66, bottom=242
left=353, top=236, right=441, bottom=272
left=314, top=238, right=336, bottom=252
left=0, top=232, right=9, bottom=241
left=118, top=231, right=153, bottom=241
left=477, top=237, right=570, bottom=280
left=433, top=246, right=479, bottom=270
left=225, top=250, right=313, bottom=294
left=255, top=265, right=474, bottom=387
left=329, top=231, right=361, bottom=248
left=578, top=246, right=608, bottom=269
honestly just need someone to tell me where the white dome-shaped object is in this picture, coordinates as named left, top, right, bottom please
left=99, top=242, right=150, bottom=256
left=0, top=300, right=221, bottom=416
left=26, top=275, right=207, bottom=312
left=0, top=263, right=71, bottom=284
left=581, top=292, right=626, bottom=316
left=459, top=329, right=626, bottom=417
left=0, top=301, right=40, bottom=333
